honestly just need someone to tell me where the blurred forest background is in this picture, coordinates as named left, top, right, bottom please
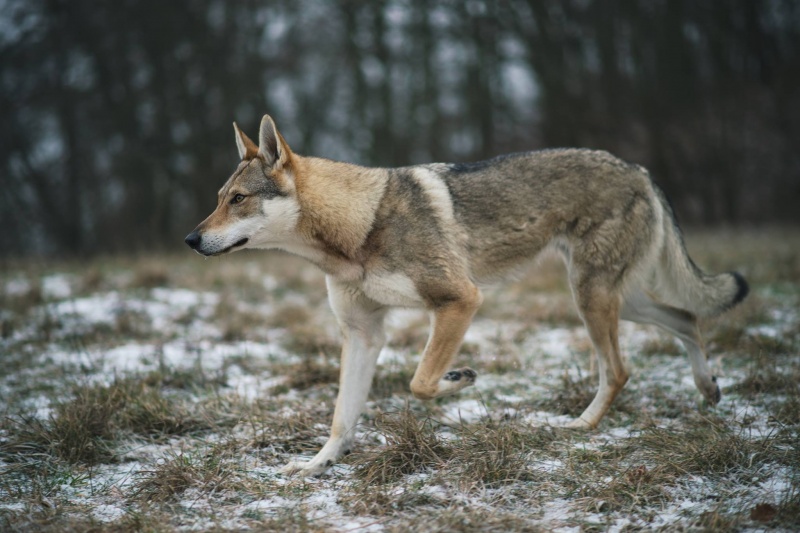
left=1, top=0, right=799, bottom=257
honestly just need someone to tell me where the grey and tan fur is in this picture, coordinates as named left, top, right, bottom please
left=185, top=115, right=748, bottom=476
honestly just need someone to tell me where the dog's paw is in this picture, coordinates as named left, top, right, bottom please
left=443, top=367, right=477, bottom=383
left=435, top=367, right=478, bottom=397
left=710, top=376, right=722, bottom=405
left=280, top=459, right=332, bottom=478
left=698, top=375, right=722, bottom=406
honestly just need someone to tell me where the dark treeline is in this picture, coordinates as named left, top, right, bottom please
left=1, top=0, right=798, bottom=256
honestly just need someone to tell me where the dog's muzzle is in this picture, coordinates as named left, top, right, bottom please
left=184, top=231, right=249, bottom=256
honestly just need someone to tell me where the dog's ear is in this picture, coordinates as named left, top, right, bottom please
left=233, top=122, right=258, bottom=160
left=258, top=115, right=290, bottom=168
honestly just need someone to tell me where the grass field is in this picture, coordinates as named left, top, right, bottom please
left=1, top=228, right=799, bottom=531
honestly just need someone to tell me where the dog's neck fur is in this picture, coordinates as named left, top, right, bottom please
left=291, top=155, right=387, bottom=276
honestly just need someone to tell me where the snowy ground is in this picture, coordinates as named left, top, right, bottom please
left=1, top=230, right=799, bottom=531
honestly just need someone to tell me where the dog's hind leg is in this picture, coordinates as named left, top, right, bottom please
left=566, top=284, right=629, bottom=429
left=409, top=283, right=483, bottom=400
left=621, top=289, right=720, bottom=404
left=281, top=277, right=387, bottom=477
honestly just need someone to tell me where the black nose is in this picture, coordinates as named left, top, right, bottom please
left=184, top=231, right=201, bottom=249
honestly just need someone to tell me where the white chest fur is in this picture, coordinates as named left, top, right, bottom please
left=360, top=271, right=425, bottom=308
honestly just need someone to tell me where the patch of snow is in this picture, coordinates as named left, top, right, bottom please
left=4, top=278, right=31, bottom=296
left=151, top=287, right=219, bottom=310
left=385, top=308, right=427, bottom=330
left=31, top=394, right=53, bottom=420
left=49, top=293, right=121, bottom=324
left=42, top=274, right=72, bottom=299
left=538, top=498, right=577, bottom=530
left=463, top=318, right=519, bottom=347
left=747, top=324, right=783, bottom=338
left=41, top=288, right=221, bottom=340
left=537, top=458, right=564, bottom=472
left=245, top=496, right=294, bottom=511
left=596, top=426, right=632, bottom=440
left=440, top=398, right=488, bottom=424
left=377, top=346, right=409, bottom=365
left=0, top=501, right=26, bottom=512
left=229, top=374, right=284, bottom=401
left=494, top=393, right=525, bottom=403
left=303, top=487, right=344, bottom=520
left=605, top=517, right=635, bottom=533
left=525, top=410, right=573, bottom=427
left=41, top=338, right=286, bottom=391
left=96, top=342, right=156, bottom=373
left=91, top=503, right=125, bottom=523
left=178, top=488, right=214, bottom=511
left=530, top=328, right=577, bottom=360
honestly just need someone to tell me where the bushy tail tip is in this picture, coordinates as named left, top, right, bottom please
left=728, top=271, right=749, bottom=309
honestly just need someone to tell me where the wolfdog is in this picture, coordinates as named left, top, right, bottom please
left=185, top=115, right=748, bottom=476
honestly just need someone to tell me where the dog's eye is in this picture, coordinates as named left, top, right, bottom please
left=230, top=194, right=245, bottom=205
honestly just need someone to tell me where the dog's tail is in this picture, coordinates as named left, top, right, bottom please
left=651, top=189, right=749, bottom=318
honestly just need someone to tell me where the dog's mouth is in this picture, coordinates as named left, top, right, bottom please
left=203, top=237, right=249, bottom=257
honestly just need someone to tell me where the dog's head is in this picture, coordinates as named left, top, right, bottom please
left=185, top=115, right=300, bottom=256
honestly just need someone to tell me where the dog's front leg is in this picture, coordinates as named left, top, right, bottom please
left=410, top=284, right=483, bottom=399
left=281, top=278, right=386, bottom=477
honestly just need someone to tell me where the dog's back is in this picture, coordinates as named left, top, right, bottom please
left=437, top=149, right=658, bottom=287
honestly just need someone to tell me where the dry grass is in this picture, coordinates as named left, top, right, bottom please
left=338, top=481, right=443, bottom=518
left=212, top=296, right=261, bottom=342
left=711, top=327, right=794, bottom=358
left=248, top=401, right=333, bottom=455
left=637, top=383, right=696, bottom=419
left=269, top=357, right=339, bottom=394
left=445, top=417, right=559, bottom=490
left=633, top=414, right=775, bottom=481
left=640, top=335, right=683, bottom=357
left=692, top=508, right=746, bottom=531
left=265, top=303, right=312, bottom=329
left=130, top=447, right=246, bottom=503
left=351, top=408, right=452, bottom=486
left=480, top=330, right=524, bottom=374
left=142, top=364, right=228, bottom=391
left=2, top=383, right=125, bottom=464
left=1, top=277, right=44, bottom=313
left=386, top=504, right=544, bottom=532
left=131, top=452, right=208, bottom=502
left=1, top=378, right=223, bottom=465
left=344, top=408, right=565, bottom=515
left=572, top=455, right=675, bottom=514
left=370, top=364, right=416, bottom=399
left=565, top=413, right=784, bottom=516
left=684, top=227, right=800, bottom=284
left=387, top=314, right=429, bottom=349
left=130, top=261, right=171, bottom=289
left=532, top=370, right=596, bottom=417
left=518, top=296, right=583, bottom=327
left=729, top=352, right=800, bottom=398
left=280, top=323, right=341, bottom=357
left=242, top=507, right=319, bottom=532
left=772, top=396, right=800, bottom=426
left=773, top=488, right=800, bottom=529
left=0, top=513, right=176, bottom=533
left=480, top=265, right=580, bottom=327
